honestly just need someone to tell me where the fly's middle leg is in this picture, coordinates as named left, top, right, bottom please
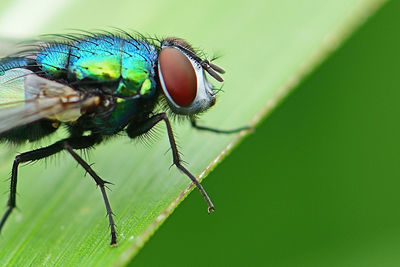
left=62, top=141, right=117, bottom=245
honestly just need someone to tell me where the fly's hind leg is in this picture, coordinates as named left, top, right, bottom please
left=0, top=135, right=118, bottom=245
left=190, top=118, right=252, bottom=134
left=62, top=141, right=117, bottom=245
left=0, top=141, right=64, bottom=234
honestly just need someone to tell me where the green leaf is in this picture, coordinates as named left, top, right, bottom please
left=0, top=0, right=386, bottom=266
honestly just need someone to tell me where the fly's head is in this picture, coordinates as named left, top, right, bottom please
left=157, top=37, right=225, bottom=115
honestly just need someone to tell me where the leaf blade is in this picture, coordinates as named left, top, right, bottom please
left=0, top=0, right=386, bottom=266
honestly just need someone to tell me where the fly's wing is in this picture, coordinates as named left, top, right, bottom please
left=0, top=68, right=32, bottom=105
left=0, top=68, right=100, bottom=134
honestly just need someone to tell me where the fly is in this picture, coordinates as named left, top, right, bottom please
left=0, top=32, right=250, bottom=245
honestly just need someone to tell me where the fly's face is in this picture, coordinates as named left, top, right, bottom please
left=157, top=37, right=225, bottom=115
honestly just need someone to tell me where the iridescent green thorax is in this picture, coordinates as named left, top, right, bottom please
left=34, top=35, right=159, bottom=133
left=36, top=36, right=158, bottom=98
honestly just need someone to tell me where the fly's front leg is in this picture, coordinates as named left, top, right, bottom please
left=190, top=118, right=252, bottom=134
left=127, top=113, right=215, bottom=212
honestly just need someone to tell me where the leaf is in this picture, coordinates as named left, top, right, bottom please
left=0, top=0, right=386, bottom=266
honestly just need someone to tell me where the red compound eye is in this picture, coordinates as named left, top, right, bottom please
left=158, top=48, right=197, bottom=107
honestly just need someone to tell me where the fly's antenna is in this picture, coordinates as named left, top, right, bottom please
left=200, top=60, right=225, bottom=82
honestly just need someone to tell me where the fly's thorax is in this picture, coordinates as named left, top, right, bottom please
left=36, top=36, right=159, bottom=99
left=68, top=36, right=158, bottom=99
left=36, top=44, right=70, bottom=78
left=157, top=37, right=224, bottom=115
left=116, top=60, right=157, bottom=98
left=70, top=56, right=121, bottom=81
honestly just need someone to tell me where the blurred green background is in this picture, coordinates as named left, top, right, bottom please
left=133, top=1, right=400, bottom=266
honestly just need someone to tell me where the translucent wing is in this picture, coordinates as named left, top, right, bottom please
left=0, top=68, right=100, bottom=134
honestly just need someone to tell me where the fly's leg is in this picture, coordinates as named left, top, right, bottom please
left=62, top=142, right=117, bottom=245
left=0, top=141, right=64, bottom=234
left=190, top=118, right=252, bottom=134
left=127, top=113, right=215, bottom=212
left=0, top=135, right=118, bottom=245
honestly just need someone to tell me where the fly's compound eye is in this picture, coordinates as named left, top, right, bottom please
left=158, top=47, right=197, bottom=107
left=158, top=39, right=222, bottom=115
